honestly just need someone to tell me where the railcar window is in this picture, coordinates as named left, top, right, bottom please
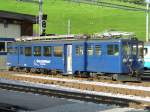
left=107, top=45, right=119, bottom=56
left=107, top=45, right=113, bottom=55
left=95, top=45, right=101, bottom=55
left=44, top=46, right=52, bottom=56
left=7, top=47, right=11, bottom=54
left=54, top=46, right=63, bottom=57
left=20, top=47, right=24, bottom=55
left=34, top=46, right=41, bottom=56
left=14, top=47, right=18, bottom=54
left=76, top=46, right=83, bottom=56
left=144, top=48, right=148, bottom=55
left=138, top=45, right=143, bottom=57
left=25, top=47, right=32, bottom=56
left=0, top=42, right=5, bottom=52
left=132, top=44, right=137, bottom=55
left=123, top=44, right=130, bottom=55
left=87, top=45, right=93, bottom=56
left=7, top=47, right=13, bottom=54
left=114, top=45, right=119, bottom=56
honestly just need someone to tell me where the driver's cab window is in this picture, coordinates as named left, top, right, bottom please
left=123, top=44, right=130, bottom=55
left=138, top=44, right=143, bottom=58
left=132, top=44, right=137, bottom=55
left=144, top=48, right=148, bottom=56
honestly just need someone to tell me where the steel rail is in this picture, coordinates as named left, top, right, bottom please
left=0, top=103, right=27, bottom=112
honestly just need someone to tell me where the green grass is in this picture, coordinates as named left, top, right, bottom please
left=0, top=0, right=148, bottom=41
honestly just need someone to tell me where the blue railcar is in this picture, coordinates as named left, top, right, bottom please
left=7, top=36, right=144, bottom=81
left=144, top=43, right=150, bottom=69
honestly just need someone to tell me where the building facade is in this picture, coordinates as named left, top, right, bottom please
left=0, top=10, right=37, bottom=70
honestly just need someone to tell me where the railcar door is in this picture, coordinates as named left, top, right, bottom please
left=18, top=46, right=24, bottom=67
left=66, top=45, right=72, bottom=74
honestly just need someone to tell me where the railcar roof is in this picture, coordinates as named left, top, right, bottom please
left=20, top=38, right=122, bottom=43
left=11, top=38, right=139, bottom=45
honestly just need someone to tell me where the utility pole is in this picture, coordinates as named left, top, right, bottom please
left=68, top=19, right=71, bottom=35
left=17, top=0, right=43, bottom=36
left=146, top=0, right=150, bottom=42
left=39, top=0, right=43, bottom=36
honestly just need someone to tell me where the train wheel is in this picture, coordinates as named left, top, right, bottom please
left=112, top=74, right=118, bottom=81
left=13, top=67, right=19, bottom=72
left=47, top=70, right=52, bottom=75
left=18, top=67, right=22, bottom=72
left=51, top=70, right=57, bottom=75
left=74, top=71, right=80, bottom=77
left=36, top=68, right=41, bottom=74
left=81, top=72, right=90, bottom=78
left=40, top=69, right=48, bottom=74
left=8, top=67, right=13, bottom=71
left=30, top=68, right=36, bottom=73
left=24, top=68, right=30, bottom=73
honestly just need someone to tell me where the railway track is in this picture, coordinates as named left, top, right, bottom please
left=1, top=70, right=150, bottom=87
left=0, top=80, right=148, bottom=109
left=0, top=103, right=28, bottom=112
left=0, top=71, right=150, bottom=109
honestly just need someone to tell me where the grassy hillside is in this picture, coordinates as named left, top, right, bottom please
left=0, top=0, right=147, bottom=41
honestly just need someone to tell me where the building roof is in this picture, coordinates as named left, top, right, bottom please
left=0, top=10, right=37, bottom=24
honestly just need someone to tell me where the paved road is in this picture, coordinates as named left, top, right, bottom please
left=0, top=89, right=148, bottom=112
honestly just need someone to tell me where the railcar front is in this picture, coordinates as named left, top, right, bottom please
left=144, top=43, right=150, bottom=70
left=85, top=38, right=143, bottom=81
left=120, top=38, right=144, bottom=81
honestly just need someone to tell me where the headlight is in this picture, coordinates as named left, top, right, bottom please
left=129, top=59, right=133, bottom=62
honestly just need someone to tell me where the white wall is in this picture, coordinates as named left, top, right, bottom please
left=0, top=23, right=21, bottom=38
left=0, top=55, right=7, bottom=70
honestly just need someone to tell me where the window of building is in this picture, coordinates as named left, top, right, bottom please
left=4, top=23, right=8, bottom=28
left=76, top=46, right=83, bottom=56
left=54, top=46, right=63, bottom=57
left=87, top=45, right=93, bottom=56
left=95, top=45, right=101, bottom=55
left=107, top=44, right=119, bottom=56
left=25, top=47, right=32, bottom=56
left=44, top=46, right=52, bottom=56
left=34, top=46, right=41, bottom=56
left=20, top=47, right=24, bottom=55
left=0, top=42, right=5, bottom=52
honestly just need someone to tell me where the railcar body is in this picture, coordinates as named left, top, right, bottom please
left=144, top=43, right=150, bottom=69
left=7, top=36, right=144, bottom=81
